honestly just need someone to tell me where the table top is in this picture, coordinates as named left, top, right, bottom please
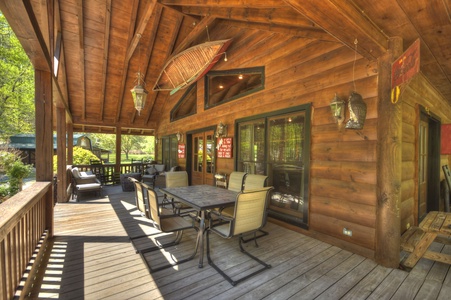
left=419, top=211, right=451, bottom=235
left=160, top=185, right=238, bottom=210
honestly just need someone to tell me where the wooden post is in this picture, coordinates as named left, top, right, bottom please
left=115, top=127, right=122, bottom=174
left=375, top=36, right=403, bottom=267
left=67, top=122, right=73, bottom=165
left=56, top=106, right=67, bottom=203
left=35, top=70, right=54, bottom=237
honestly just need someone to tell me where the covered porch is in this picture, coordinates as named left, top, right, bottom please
left=13, top=184, right=451, bottom=299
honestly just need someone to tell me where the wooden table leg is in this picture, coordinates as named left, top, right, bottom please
left=404, top=232, right=437, bottom=268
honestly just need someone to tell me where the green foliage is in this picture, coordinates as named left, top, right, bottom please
left=53, top=146, right=99, bottom=172
left=0, top=148, right=32, bottom=201
left=0, top=13, right=35, bottom=143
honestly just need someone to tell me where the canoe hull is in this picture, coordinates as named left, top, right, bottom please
left=153, top=39, right=232, bottom=94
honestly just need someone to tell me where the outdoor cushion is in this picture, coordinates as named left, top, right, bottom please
left=76, top=183, right=101, bottom=191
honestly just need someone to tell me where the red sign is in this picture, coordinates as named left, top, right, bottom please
left=441, top=125, right=451, bottom=154
left=392, top=39, right=420, bottom=88
left=217, top=137, right=233, bottom=158
left=178, top=144, right=185, bottom=158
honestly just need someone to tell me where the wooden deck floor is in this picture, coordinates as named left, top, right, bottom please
left=21, top=186, right=451, bottom=299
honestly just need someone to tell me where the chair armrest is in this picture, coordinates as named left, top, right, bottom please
left=210, top=209, right=234, bottom=222
left=75, top=177, right=100, bottom=185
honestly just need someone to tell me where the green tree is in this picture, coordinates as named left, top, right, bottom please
left=0, top=12, right=35, bottom=143
left=122, top=135, right=145, bottom=160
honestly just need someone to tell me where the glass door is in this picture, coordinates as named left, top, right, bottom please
left=236, top=106, right=310, bottom=229
left=191, top=130, right=215, bottom=185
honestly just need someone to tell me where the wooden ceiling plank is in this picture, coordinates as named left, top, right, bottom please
left=129, top=4, right=163, bottom=125
left=76, top=0, right=86, bottom=120
left=172, top=15, right=216, bottom=54
left=219, top=18, right=337, bottom=42
left=145, top=13, right=183, bottom=125
left=283, top=0, right=388, bottom=60
left=115, top=0, right=140, bottom=122
left=161, top=0, right=288, bottom=8
left=100, top=0, right=112, bottom=120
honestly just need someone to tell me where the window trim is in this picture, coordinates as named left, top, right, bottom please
left=234, top=103, right=311, bottom=229
left=204, top=66, right=265, bottom=110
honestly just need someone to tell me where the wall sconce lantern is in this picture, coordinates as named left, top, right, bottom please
left=345, top=91, right=367, bottom=130
left=176, top=131, right=183, bottom=143
left=215, top=122, right=227, bottom=138
left=330, top=93, right=345, bottom=124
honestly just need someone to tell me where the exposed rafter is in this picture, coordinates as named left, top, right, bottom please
left=284, top=0, right=389, bottom=60
left=100, top=0, right=112, bottom=120
left=76, top=0, right=87, bottom=120
left=161, top=0, right=289, bottom=8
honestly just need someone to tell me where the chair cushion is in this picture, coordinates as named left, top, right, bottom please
left=146, top=166, right=157, bottom=175
left=154, top=164, right=165, bottom=172
left=76, top=183, right=101, bottom=191
left=72, top=167, right=81, bottom=179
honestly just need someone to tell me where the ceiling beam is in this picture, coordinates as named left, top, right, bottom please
left=172, top=15, right=216, bottom=55
left=284, top=0, right=389, bottom=60
left=144, top=12, right=184, bottom=125
left=100, top=0, right=112, bottom=120
left=115, top=0, right=140, bottom=122
left=161, top=0, right=289, bottom=8
left=76, top=0, right=87, bottom=120
left=125, top=0, right=158, bottom=62
left=0, top=0, right=73, bottom=122
left=130, top=4, right=164, bottom=124
left=181, top=7, right=314, bottom=29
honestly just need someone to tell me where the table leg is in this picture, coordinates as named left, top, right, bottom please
left=404, top=232, right=437, bottom=268
left=198, top=210, right=206, bottom=268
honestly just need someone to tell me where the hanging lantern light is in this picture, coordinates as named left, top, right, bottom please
left=130, top=34, right=148, bottom=115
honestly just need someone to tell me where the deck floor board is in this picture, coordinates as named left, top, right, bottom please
left=19, top=185, right=451, bottom=299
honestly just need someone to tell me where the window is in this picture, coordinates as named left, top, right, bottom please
left=236, top=105, right=311, bottom=229
left=170, top=84, right=197, bottom=121
left=161, top=135, right=178, bottom=171
left=205, top=67, right=264, bottom=109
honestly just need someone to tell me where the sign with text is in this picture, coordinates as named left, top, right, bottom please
left=392, top=39, right=420, bottom=88
left=217, top=137, right=233, bottom=158
left=441, top=124, right=451, bottom=154
left=178, top=144, right=186, bottom=158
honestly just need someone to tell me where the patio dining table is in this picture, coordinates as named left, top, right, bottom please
left=160, top=184, right=238, bottom=267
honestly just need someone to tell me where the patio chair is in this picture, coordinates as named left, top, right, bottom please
left=242, top=174, right=269, bottom=242
left=129, top=177, right=149, bottom=218
left=215, top=171, right=247, bottom=216
left=71, top=167, right=102, bottom=201
left=442, top=165, right=451, bottom=212
left=206, top=187, right=273, bottom=286
left=164, top=171, right=197, bottom=216
left=227, top=171, right=247, bottom=192
left=215, top=173, right=228, bottom=189
left=135, top=183, right=199, bottom=272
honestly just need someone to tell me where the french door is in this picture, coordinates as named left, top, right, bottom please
left=191, top=130, right=215, bottom=185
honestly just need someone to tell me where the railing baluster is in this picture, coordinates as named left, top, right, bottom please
left=0, top=182, right=52, bottom=299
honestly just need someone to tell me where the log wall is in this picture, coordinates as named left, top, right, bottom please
left=155, top=23, right=451, bottom=258
left=400, top=73, right=451, bottom=232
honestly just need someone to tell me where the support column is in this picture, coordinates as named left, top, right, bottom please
left=35, top=69, right=54, bottom=237
left=56, top=106, right=67, bottom=203
left=115, top=127, right=122, bottom=174
left=67, top=122, right=73, bottom=165
left=375, top=36, right=403, bottom=267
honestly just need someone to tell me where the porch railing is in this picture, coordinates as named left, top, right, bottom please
left=0, top=182, right=53, bottom=299
left=73, top=163, right=148, bottom=185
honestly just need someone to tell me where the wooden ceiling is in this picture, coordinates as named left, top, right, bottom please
left=1, top=0, right=451, bottom=135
